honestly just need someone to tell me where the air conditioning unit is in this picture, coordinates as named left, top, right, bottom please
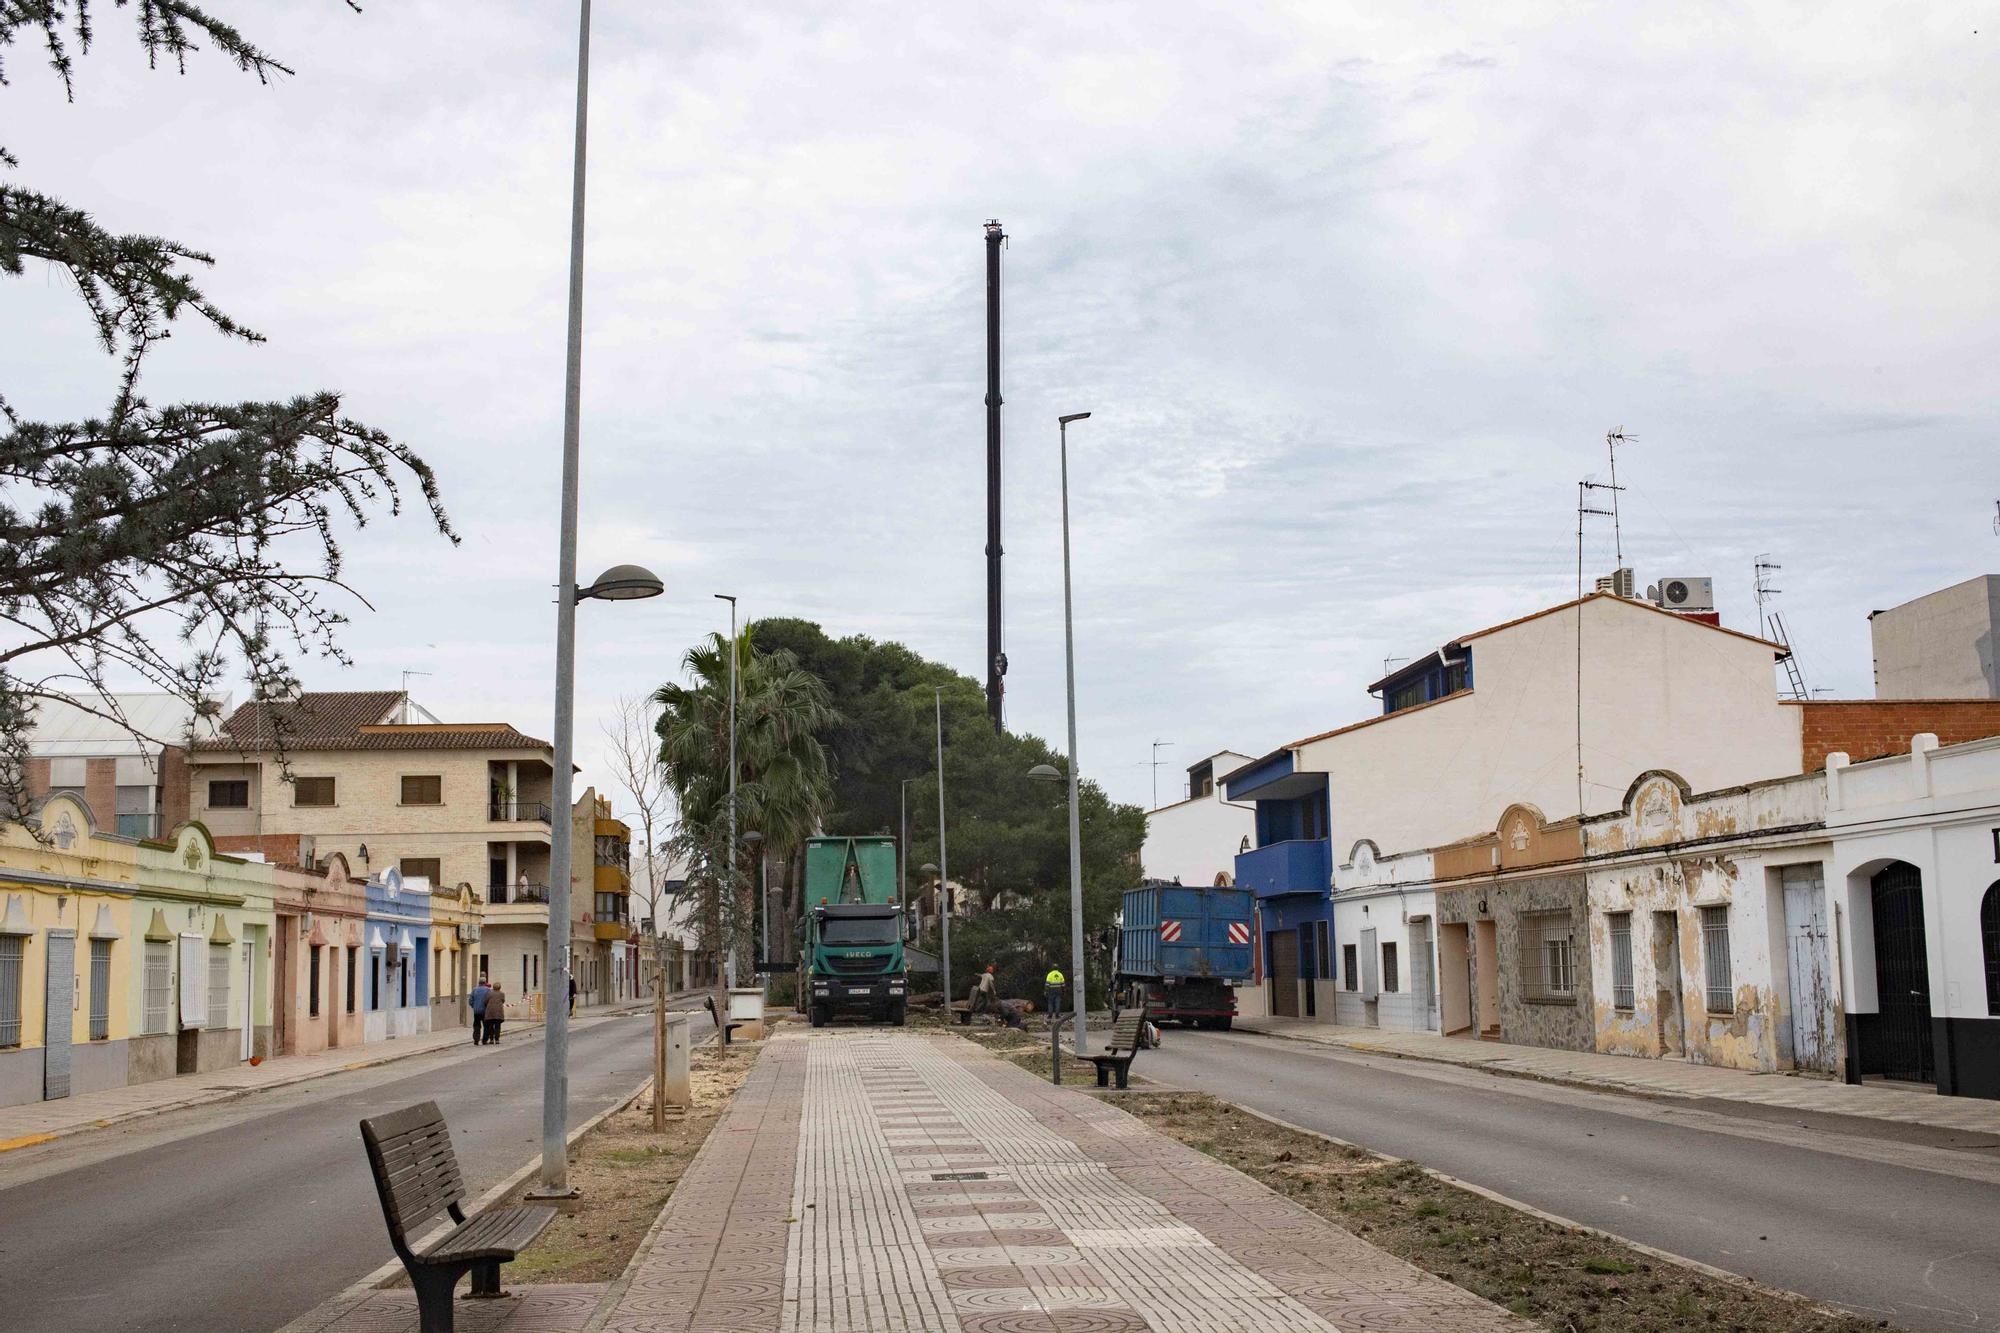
left=1647, top=576, right=1715, bottom=614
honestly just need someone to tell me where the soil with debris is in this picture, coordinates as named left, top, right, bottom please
left=478, top=1036, right=758, bottom=1286
left=1115, top=1090, right=1904, bottom=1333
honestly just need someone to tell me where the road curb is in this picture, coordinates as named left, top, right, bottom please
left=1224, top=1100, right=1858, bottom=1322
left=272, top=1069, right=658, bottom=1333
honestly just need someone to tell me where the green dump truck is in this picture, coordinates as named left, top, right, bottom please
left=802, top=834, right=908, bottom=1027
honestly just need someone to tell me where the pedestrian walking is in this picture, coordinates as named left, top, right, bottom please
left=568, top=974, right=578, bottom=1016
left=484, top=982, right=507, bottom=1045
left=469, top=975, right=492, bottom=1045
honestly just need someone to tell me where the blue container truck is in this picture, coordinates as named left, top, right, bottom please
left=1116, top=880, right=1255, bottom=1030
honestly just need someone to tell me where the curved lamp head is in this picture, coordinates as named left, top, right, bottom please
left=920, top=863, right=939, bottom=878
left=1026, top=763, right=1064, bottom=783
left=581, top=564, right=664, bottom=601
left=741, top=830, right=764, bottom=846
left=1058, top=412, right=1092, bottom=426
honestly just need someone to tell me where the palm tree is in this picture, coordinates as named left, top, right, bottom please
left=654, top=629, right=835, bottom=1026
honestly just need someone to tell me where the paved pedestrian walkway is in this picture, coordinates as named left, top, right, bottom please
left=0, top=1000, right=650, bottom=1152
left=603, top=1031, right=1528, bottom=1332
left=1235, top=1015, right=2000, bottom=1134
left=286, top=1284, right=605, bottom=1332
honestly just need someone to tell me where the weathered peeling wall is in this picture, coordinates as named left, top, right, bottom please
left=1438, top=873, right=1593, bottom=1052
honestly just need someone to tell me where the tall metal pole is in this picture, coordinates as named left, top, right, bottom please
left=1058, top=417, right=1088, bottom=1056
left=717, top=595, right=738, bottom=988
left=539, top=0, right=592, bottom=1197
left=899, top=779, right=911, bottom=906
left=983, top=220, right=1006, bottom=733
left=935, top=687, right=953, bottom=1011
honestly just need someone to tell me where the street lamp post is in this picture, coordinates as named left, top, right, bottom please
left=899, top=777, right=918, bottom=909
left=933, top=686, right=953, bottom=1014
left=1055, top=410, right=1094, bottom=1055
left=537, top=0, right=667, bottom=1198
left=714, top=593, right=738, bottom=988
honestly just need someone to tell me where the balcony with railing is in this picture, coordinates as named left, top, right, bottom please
left=1234, top=838, right=1331, bottom=899
left=487, top=880, right=550, bottom=905
left=488, top=799, right=553, bottom=824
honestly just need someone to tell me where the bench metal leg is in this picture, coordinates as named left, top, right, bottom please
left=468, top=1261, right=506, bottom=1298
left=411, top=1268, right=461, bottom=1333
left=1115, top=1063, right=1131, bottom=1090
left=1096, top=1064, right=1110, bottom=1087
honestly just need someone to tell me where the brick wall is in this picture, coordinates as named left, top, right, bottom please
left=212, top=833, right=314, bottom=869
left=1794, top=699, right=2000, bottom=771
left=23, top=757, right=49, bottom=803
left=84, top=758, right=116, bottom=828
left=158, top=746, right=191, bottom=830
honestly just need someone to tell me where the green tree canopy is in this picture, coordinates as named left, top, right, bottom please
left=752, top=617, right=1144, bottom=1003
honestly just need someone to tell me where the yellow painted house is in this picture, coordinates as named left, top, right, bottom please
left=0, top=794, right=141, bottom=1106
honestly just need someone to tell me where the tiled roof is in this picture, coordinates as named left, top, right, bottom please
left=196, top=692, right=549, bottom=754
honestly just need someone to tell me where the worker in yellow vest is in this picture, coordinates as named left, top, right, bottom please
left=1044, top=967, right=1065, bottom=1020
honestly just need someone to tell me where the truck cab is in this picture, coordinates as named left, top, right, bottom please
left=801, top=835, right=908, bottom=1026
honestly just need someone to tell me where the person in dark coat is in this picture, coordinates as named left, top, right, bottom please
left=483, top=983, right=507, bottom=1044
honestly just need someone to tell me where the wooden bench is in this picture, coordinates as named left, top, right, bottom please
left=1076, top=1008, right=1147, bottom=1089
left=359, top=1101, right=556, bottom=1333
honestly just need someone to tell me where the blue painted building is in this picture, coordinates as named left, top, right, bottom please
left=1223, top=749, right=1332, bottom=1019
left=363, top=868, right=432, bottom=1041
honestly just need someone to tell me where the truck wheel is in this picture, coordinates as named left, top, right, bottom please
left=890, top=1001, right=907, bottom=1027
left=1215, top=1016, right=1232, bottom=1032
left=810, top=1003, right=828, bottom=1029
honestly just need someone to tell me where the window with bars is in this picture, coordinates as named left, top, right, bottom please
left=1519, top=910, right=1576, bottom=1000
left=89, top=939, right=111, bottom=1040
left=144, top=941, right=172, bottom=1033
left=0, top=935, right=23, bottom=1048
left=1381, top=942, right=1399, bottom=992
left=1609, top=913, right=1635, bottom=1009
left=208, top=779, right=250, bottom=809
left=1701, top=906, right=1734, bottom=1013
left=309, top=946, right=323, bottom=1018
left=1342, top=943, right=1358, bottom=991
left=346, top=946, right=358, bottom=1013
left=1316, top=921, right=1332, bottom=979
left=208, top=946, right=231, bottom=1029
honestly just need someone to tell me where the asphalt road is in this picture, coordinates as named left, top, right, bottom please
left=0, top=1007, right=707, bottom=1333
left=1142, top=1030, right=2000, bottom=1333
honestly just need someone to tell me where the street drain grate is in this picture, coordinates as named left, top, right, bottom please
left=930, top=1171, right=991, bottom=1181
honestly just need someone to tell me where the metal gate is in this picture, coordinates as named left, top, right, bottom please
left=1870, top=863, right=1933, bottom=1084
left=44, top=929, right=74, bottom=1100
left=1270, top=930, right=1301, bottom=1018
left=1782, top=866, right=1836, bottom=1073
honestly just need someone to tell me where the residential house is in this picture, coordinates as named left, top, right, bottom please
left=1222, top=748, right=1332, bottom=1020
left=362, top=867, right=432, bottom=1041
left=1826, top=733, right=2000, bottom=1100
left=0, top=794, right=140, bottom=1106
left=133, top=821, right=276, bottom=1076
left=1142, top=751, right=1256, bottom=887
left=269, top=854, right=368, bottom=1057
left=1580, top=770, right=1832, bottom=1074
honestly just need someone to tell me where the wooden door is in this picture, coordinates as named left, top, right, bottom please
left=1270, top=930, right=1301, bottom=1018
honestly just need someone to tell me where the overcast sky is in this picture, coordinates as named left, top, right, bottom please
left=8, top=3, right=1996, bottom=815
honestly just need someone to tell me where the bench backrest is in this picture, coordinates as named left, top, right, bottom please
left=1105, top=1009, right=1147, bottom=1055
left=360, top=1100, right=467, bottom=1243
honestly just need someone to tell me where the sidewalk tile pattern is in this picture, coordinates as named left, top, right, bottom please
left=1239, top=1017, right=2000, bottom=1135
left=606, top=1032, right=1527, bottom=1332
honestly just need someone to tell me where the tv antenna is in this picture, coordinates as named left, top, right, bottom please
left=1753, top=556, right=1808, bottom=699
left=1150, top=740, right=1174, bottom=809
left=1604, top=428, right=1634, bottom=567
